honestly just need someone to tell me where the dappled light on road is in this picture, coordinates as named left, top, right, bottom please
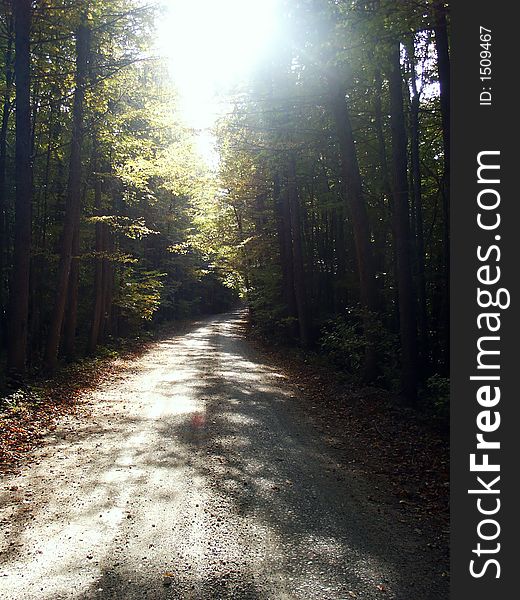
left=0, top=312, right=446, bottom=599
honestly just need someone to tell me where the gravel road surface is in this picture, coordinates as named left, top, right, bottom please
left=0, top=311, right=448, bottom=599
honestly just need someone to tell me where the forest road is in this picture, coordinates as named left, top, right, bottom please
left=0, top=311, right=447, bottom=600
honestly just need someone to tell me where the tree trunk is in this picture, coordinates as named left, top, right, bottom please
left=100, top=184, right=118, bottom=341
left=388, top=40, right=418, bottom=404
left=45, top=15, right=90, bottom=370
left=101, top=228, right=114, bottom=339
left=333, top=199, right=348, bottom=312
left=274, top=173, right=298, bottom=337
left=433, top=0, right=450, bottom=372
left=0, top=12, right=13, bottom=350
left=88, top=152, right=105, bottom=353
left=63, top=224, right=80, bottom=357
left=328, top=80, right=378, bottom=380
left=372, top=67, right=399, bottom=327
left=6, top=0, right=31, bottom=373
left=287, top=154, right=310, bottom=347
left=407, top=40, right=429, bottom=375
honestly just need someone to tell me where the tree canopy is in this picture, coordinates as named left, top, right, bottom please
left=0, top=0, right=450, bottom=408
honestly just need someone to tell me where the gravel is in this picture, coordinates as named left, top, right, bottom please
left=0, top=311, right=448, bottom=599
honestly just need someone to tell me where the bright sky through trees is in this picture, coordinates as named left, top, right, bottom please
left=156, top=0, right=279, bottom=164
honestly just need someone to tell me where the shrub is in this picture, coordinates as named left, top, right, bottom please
left=319, top=307, right=398, bottom=383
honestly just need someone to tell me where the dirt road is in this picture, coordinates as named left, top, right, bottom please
left=0, top=311, right=448, bottom=599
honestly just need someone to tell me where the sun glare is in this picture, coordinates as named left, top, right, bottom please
left=156, top=0, right=279, bottom=164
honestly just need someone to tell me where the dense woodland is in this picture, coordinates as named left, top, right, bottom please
left=210, top=0, right=450, bottom=406
left=0, top=0, right=450, bottom=408
left=0, top=0, right=237, bottom=385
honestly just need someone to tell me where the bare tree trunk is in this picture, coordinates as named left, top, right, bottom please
left=333, top=200, right=348, bottom=312
left=88, top=151, right=105, bottom=353
left=274, top=173, right=298, bottom=337
left=372, top=68, right=399, bottom=327
left=63, top=224, right=80, bottom=357
left=329, top=81, right=378, bottom=381
left=433, top=0, right=450, bottom=372
left=7, top=0, right=31, bottom=373
left=0, top=11, right=13, bottom=350
left=31, top=97, right=56, bottom=355
left=388, top=40, right=418, bottom=404
left=407, top=40, right=429, bottom=375
left=100, top=183, right=116, bottom=342
left=45, top=15, right=90, bottom=370
left=287, top=154, right=310, bottom=347
left=101, top=229, right=114, bottom=340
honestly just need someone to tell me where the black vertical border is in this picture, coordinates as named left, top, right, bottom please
left=451, top=1, right=519, bottom=597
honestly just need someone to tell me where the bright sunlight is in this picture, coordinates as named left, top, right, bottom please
left=1, top=2, right=451, bottom=597
left=156, top=0, right=279, bottom=164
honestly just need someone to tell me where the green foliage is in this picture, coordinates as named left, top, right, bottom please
left=87, top=216, right=158, bottom=239
left=206, top=0, right=450, bottom=402
left=0, top=0, right=449, bottom=406
left=320, top=308, right=398, bottom=383
left=116, top=269, right=165, bottom=322
left=0, top=0, right=239, bottom=372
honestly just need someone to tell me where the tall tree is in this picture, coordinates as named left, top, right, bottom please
left=433, top=0, right=450, bottom=370
left=328, top=80, right=379, bottom=380
left=0, top=7, right=13, bottom=345
left=287, top=153, right=310, bottom=347
left=388, top=40, right=418, bottom=403
left=6, top=0, right=31, bottom=373
left=45, top=13, right=90, bottom=370
left=406, top=37, right=429, bottom=373
left=274, top=172, right=298, bottom=336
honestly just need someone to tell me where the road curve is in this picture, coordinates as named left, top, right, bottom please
left=0, top=311, right=447, bottom=599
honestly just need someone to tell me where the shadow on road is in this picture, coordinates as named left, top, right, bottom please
left=1, top=312, right=448, bottom=600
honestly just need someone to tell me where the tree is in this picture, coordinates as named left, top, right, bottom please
left=0, top=6, right=13, bottom=345
left=45, top=12, right=90, bottom=370
left=388, top=39, right=418, bottom=403
left=209, top=0, right=449, bottom=402
left=0, top=0, right=449, bottom=413
left=6, top=0, right=31, bottom=373
left=328, top=80, right=379, bottom=380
